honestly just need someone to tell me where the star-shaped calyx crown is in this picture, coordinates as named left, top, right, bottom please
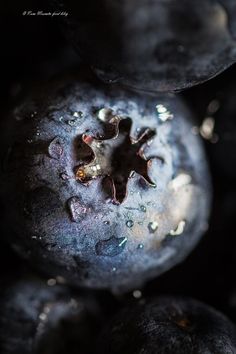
left=75, top=109, right=158, bottom=204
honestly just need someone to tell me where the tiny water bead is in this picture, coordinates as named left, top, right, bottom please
left=139, top=205, right=146, bottom=212
left=137, top=244, right=144, bottom=249
left=126, top=220, right=134, bottom=228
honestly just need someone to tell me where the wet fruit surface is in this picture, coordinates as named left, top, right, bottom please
left=97, top=296, right=236, bottom=353
left=1, top=74, right=211, bottom=292
left=53, top=0, right=236, bottom=91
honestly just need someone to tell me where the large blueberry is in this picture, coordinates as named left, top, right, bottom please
left=52, top=0, right=236, bottom=91
left=97, top=296, right=236, bottom=353
left=1, top=73, right=211, bottom=292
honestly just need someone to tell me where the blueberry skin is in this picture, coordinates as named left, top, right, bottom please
left=97, top=296, right=236, bottom=354
left=52, top=0, right=236, bottom=92
left=1, top=73, right=211, bottom=293
left=0, top=276, right=99, bottom=354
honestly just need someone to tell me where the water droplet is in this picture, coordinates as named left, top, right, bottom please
left=148, top=221, right=159, bottom=233
left=67, top=119, right=77, bottom=126
left=67, top=196, right=88, bottom=222
left=95, top=236, right=127, bottom=257
left=73, top=111, right=83, bottom=118
left=169, top=220, right=186, bottom=236
left=103, top=220, right=110, bottom=225
left=126, top=220, right=134, bottom=228
left=48, top=137, right=64, bottom=160
left=112, top=267, right=117, bottom=272
left=97, top=108, right=114, bottom=122
left=140, top=205, right=146, bottom=212
left=137, top=243, right=144, bottom=249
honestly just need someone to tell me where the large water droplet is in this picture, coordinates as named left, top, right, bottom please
left=95, top=236, right=127, bottom=257
left=97, top=108, right=114, bottom=122
left=67, top=196, right=88, bottom=222
left=48, top=137, right=64, bottom=160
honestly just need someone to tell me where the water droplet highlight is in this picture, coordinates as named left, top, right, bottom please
left=137, top=243, right=144, bottom=249
left=140, top=205, right=146, bottom=212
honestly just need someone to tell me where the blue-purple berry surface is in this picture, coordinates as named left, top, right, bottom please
left=1, top=74, right=211, bottom=292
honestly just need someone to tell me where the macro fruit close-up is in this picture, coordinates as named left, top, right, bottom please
left=0, top=1, right=236, bottom=353
left=1, top=74, right=211, bottom=292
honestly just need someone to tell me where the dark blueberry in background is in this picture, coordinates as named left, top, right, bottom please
left=97, top=296, right=236, bottom=354
left=0, top=275, right=100, bottom=354
left=0, top=72, right=211, bottom=293
left=51, top=0, right=236, bottom=92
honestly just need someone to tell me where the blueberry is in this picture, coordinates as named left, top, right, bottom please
left=1, top=73, right=211, bottom=292
left=97, top=296, right=236, bottom=353
left=0, top=275, right=100, bottom=354
left=52, top=0, right=236, bottom=91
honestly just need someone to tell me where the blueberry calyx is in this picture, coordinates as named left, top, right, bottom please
left=75, top=114, right=158, bottom=204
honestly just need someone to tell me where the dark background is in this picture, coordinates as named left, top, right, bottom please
left=0, top=0, right=236, bottom=336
